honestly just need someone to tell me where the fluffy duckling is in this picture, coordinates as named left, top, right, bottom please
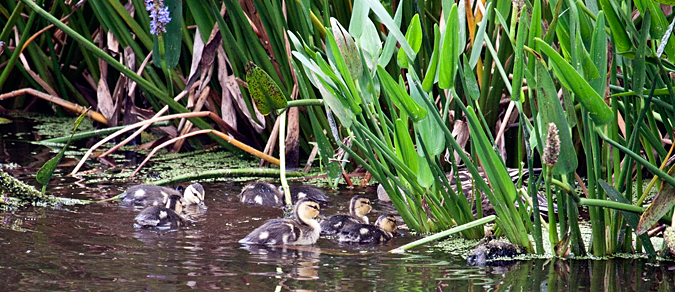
left=134, top=194, right=186, bottom=229
left=239, top=199, right=323, bottom=245
left=320, top=195, right=372, bottom=235
left=336, top=214, right=397, bottom=244
left=238, top=182, right=328, bottom=207
left=120, top=183, right=205, bottom=207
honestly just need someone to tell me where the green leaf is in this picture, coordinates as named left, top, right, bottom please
left=589, top=11, right=608, bottom=97
left=36, top=111, right=88, bottom=189
left=535, top=62, right=578, bottom=175
left=364, top=0, right=415, bottom=58
left=376, top=65, right=427, bottom=122
left=246, top=61, right=288, bottom=115
left=465, top=106, right=518, bottom=202
left=535, top=38, right=612, bottom=125
left=461, top=55, right=480, bottom=101
left=185, top=0, right=215, bottom=42
left=152, top=0, right=182, bottom=69
left=511, top=9, right=529, bottom=101
left=438, top=3, right=460, bottom=89
left=396, top=14, right=422, bottom=69
left=331, top=18, right=363, bottom=80
left=394, top=119, right=418, bottom=176
left=409, top=75, right=444, bottom=156
left=598, top=0, right=632, bottom=55
left=633, top=10, right=650, bottom=94
left=422, top=24, right=441, bottom=92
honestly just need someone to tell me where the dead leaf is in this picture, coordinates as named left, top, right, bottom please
left=217, top=46, right=265, bottom=133
left=636, top=165, right=675, bottom=235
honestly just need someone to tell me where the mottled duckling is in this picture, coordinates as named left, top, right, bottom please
left=120, top=183, right=205, bottom=207
left=238, top=182, right=328, bottom=207
left=134, top=194, right=186, bottom=229
left=336, top=214, right=397, bottom=244
left=320, top=195, right=372, bottom=235
left=239, top=199, right=323, bottom=245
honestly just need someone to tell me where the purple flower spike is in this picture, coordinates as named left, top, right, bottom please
left=146, top=0, right=172, bottom=35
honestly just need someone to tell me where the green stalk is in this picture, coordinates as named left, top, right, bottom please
left=390, top=215, right=497, bottom=253
left=543, top=165, right=559, bottom=247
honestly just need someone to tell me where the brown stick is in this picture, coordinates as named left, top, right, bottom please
left=0, top=88, right=108, bottom=124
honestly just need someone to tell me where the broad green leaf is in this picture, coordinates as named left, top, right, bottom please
left=397, top=14, right=422, bottom=69
left=331, top=18, right=363, bottom=80
left=348, top=0, right=369, bottom=38
left=246, top=61, right=288, bottom=115
left=152, top=0, right=182, bottom=69
left=359, top=18, right=382, bottom=58
left=325, top=29, right=363, bottom=111
left=535, top=38, right=612, bottom=125
left=409, top=75, right=444, bottom=156
left=416, top=144, right=434, bottom=188
left=377, top=65, right=427, bottom=122
left=598, top=0, right=632, bottom=55
left=600, top=180, right=656, bottom=257
left=439, top=4, right=460, bottom=89
left=395, top=119, right=418, bottom=176
left=422, top=24, right=441, bottom=92
left=462, top=55, right=480, bottom=101
left=535, top=62, right=578, bottom=175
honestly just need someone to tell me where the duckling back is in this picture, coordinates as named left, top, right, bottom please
left=336, top=214, right=397, bottom=244
left=134, top=194, right=185, bottom=229
left=239, top=182, right=329, bottom=207
left=320, top=195, right=371, bottom=235
left=120, top=185, right=180, bottom=207
left=239, top=199, right=322, bottom=245
left=238, top=182, right=283, bottom=206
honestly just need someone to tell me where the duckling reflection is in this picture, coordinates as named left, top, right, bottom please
left=241, top=245, right=321, bottom=280
left=238, top=182, right=328, bottom=207
left=320, top=195, right=372, bottom=235
left=134, top=194, right=186, bottom=229
left=239, top=199, right=323, bottom=245
left=336, top=214, right=397, bottom=244
left=120, top=182, right=206, bottom=207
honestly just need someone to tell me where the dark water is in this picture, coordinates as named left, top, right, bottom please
left=1, top=116, right=674, bottom=291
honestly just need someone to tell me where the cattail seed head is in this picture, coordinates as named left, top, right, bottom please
left=543, top=123, right=560, bottom=167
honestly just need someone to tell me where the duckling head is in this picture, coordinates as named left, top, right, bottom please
left=295, top=199, right=322, bottom=224
left=183, top=183, right=205, bottom=206
left=166, top=194, right=183, bottom=214
left=349, top=196, right=372, bottom=219
left=375, top=214, right=397, bottom=233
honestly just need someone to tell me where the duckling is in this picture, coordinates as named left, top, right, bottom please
left=134, top=194, right=186, bottom=229
left=320, top=195, right=372, bottom=235
left=336, top=214, right=397, bottom=244
left=181, top=183, right=206, bottom=206
left=239, top=199, right=323, bottom=245
left=120, top=183, right=205, bottom=207
left=238, top=182, right=328, bottom=207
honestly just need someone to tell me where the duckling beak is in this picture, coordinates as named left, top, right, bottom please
left=317, top=213, right=327, bottom=220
